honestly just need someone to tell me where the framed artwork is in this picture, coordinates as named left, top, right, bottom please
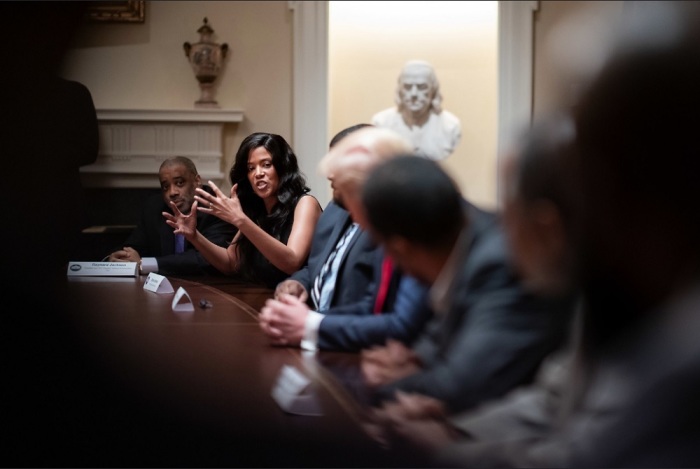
left=87, top=1, right=145, bottom=23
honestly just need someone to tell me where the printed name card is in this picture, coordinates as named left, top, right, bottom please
left=67, top=262, right=138, bottom=277
left=171, top=286, right=195, bottom=313
left=143, top=273, right=174, bottom=294
left=271, top=365, right=322, bottom=416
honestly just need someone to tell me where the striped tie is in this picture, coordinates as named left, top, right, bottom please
left=311, top=223, right=358, bottom=311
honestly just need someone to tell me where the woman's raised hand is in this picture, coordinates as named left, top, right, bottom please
left=163, top=200, right=199, bottom=239
left=195, top=180, right=246, bottom=227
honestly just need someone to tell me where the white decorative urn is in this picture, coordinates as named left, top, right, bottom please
left=183, top=17, right=229, bottom=108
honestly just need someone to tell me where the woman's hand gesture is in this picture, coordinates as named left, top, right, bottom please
left=195, top=180, right=247, bottom=227
left=163, top=200, right=199, bottom=239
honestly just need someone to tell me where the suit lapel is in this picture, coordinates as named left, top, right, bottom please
left=435, top=220, right=477, bottom=347
left=332, top=215, right=369, bottom=284
left=437, top=207, right=501, bottom=351
left=311, top=211, right=352, bottom=279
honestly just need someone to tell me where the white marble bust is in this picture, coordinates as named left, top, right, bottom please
left=371, top=60, right=462, bottom=161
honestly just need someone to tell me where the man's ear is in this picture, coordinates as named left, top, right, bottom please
left=194, top=174, right=202, bottom=186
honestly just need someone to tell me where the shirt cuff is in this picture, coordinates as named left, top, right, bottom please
left=300, top=310, right=324, bottom=352
left=140, top=257, right=158, bottom=275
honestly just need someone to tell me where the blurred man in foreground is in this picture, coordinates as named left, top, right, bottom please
left=359, top=156, right=573, bottom=421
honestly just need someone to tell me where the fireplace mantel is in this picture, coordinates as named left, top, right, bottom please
left=80, top=108, right=244, bottom=188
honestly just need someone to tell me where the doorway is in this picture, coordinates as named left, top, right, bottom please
left=290, top=1, right=536, bottom=210
left=329, top=1, right=498, bottom=209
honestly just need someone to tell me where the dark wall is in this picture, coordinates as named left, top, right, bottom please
left=84, top=187, right=160, bottom=226
left=76, top=188, right=160, bottom=261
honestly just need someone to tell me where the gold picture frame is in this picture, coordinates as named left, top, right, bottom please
left=87, top=1, right=145, bottom=23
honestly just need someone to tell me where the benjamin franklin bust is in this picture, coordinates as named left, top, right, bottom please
left=372, top=60, right=462, bottom=161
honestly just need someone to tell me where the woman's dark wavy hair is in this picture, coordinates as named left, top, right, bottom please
left=229, top=132, right=310, bottom=281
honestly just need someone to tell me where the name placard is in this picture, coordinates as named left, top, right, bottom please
left=67, top=262, right=138, bottom=277
left=143, top=273, right=174, bottom=294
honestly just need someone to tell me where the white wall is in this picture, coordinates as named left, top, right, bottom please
left=58, top=1, right=610, bottom=206
left=62, top=1, right=294, bottom=193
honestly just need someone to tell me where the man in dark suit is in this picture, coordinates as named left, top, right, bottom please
left=274, top=199, right=379, bottom=309
left=367, top=112, right=582, bottom=467
left=430, top=6, right=700, bottom=467
left=108, top=156, right=236, bottom=276
left=360, top=156, right=572, bottom=417
left=271, top=123, right=377, bottom=308
left=260, top=127, right=432, bottom=351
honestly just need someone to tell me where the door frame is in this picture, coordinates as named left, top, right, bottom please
left=289, top=1, right=538, bottom=206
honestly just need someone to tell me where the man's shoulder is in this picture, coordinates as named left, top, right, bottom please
left=459, top=204, right=511, bottom=279
left=317, top=201, right=349, bottom=225
left=470, top=220, right=508, bottom=265
left=52, top=78, right=92, bottom=100
left=464, top=200, right=499, bottom=233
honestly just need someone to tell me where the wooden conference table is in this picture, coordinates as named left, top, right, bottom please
left=61, top=274, right=406, bottom=467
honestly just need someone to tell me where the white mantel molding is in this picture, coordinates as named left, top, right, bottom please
left=81, top=108, right=244, bottom=188
left=96, top=108, right=244, bottom=123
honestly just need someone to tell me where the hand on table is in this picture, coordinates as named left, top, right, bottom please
left=108, top=246, right=141, bottom=263
left=274, top=279, right=309, bottom=303
left=371, top=391, right=456, bottom=453
left=379, top=391, right=446, bottom=420
left=259, top=293, right=309, bottom=347
left=361, top=339, right=421, bottom=387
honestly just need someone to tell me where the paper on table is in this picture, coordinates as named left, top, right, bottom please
left=143, top=272, right=174, bottom=294
left=67, top=261, right=138, bottom=277
left=271, top=365, right=322, bottom=416
left=171, top=286, right=195, bottom=312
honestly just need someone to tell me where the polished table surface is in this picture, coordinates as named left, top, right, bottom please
left=57, top=275, right=407, bottom=467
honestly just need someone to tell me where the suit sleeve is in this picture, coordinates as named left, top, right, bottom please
left=375, top=256, right=572, bottom=414
left=289, top=264, right=313, bottom=291
left=317, top=276, right=433, bottom=351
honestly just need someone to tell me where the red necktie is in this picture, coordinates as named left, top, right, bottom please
left=373, top=255, right=394, bottom=314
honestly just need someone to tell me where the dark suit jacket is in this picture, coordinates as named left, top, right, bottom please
left=287, top=201, right=424, bottom=351
left=374, top=204, right=574, bottom=413
left=122, top=190, right=237, bottom=276
left=289, top=201, right=379, bottom=309
left=317, top=272, right=432, bottom=352
left=571, top=286, right=700, bottom=468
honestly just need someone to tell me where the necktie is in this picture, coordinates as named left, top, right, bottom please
left=373, top=255, right=394, bottom=314
left=311, top=223, right=358, bottom=311
left=174, top=233, right=185, bottom=254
